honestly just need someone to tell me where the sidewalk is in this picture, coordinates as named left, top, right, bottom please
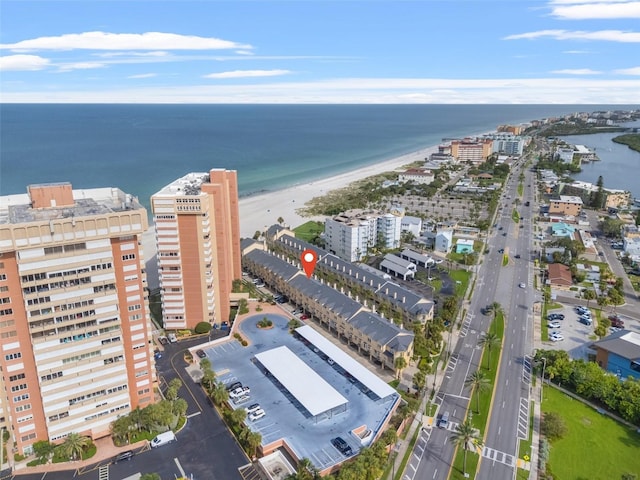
left=11, top=437, right=148, bottom=476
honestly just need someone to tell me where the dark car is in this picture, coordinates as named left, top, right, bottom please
left=196, top=349, right=206, bottom=358
left=331, top=437, right=353, bottom=456
left=515, top=254, right=521, bottom=259
left=609, top=315, right=625, bottom=328
left=114, top=450, right=134, bottom=463
left=226, top=381, right=242, bottom=392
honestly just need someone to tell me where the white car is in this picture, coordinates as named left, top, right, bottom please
left=229, top=386, right=250, bottom=398
left=249, top=408, right=266, bottom=421
left=246, top=403, right=261, bottom=414
left=519, top=283, right=526, bottom=289
left=550, top=333, right=564, bottom=342
left=547, top=321, right=561, bottom=329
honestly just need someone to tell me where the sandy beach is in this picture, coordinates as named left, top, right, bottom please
left=238, top=144, right=439, bottom=238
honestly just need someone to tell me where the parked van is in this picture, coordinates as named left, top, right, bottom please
left=437, top=411, right=450, bottom=429
left=150, top=431, right=176, bottom=448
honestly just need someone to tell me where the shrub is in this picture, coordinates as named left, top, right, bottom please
left=194, top=322, right=211, bottom=334
left=542, top=411, right=567, bottom=441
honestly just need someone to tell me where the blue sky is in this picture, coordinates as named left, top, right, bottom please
left=1, top=0, right=639, bottom=103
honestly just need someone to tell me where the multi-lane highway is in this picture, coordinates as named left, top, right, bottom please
left=405, top=157, right=537, bottom=480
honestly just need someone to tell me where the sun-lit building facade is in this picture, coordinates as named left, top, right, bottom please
left=0, top=183, right=155, bottom=455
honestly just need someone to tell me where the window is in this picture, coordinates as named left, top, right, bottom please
left=10, top=373, right=26, bottom=382
left=15, top=404, right=31, bottom=412
left=5, top=352, right=22, bottom=361
left=13, top=393, right=29, bottom=402
left=11, top=383, right=28, bottom=392
left=0, top=308, right=13, bottom=316
left=122, top=253, right=136, bottom=261
left=1, top=331, right=17, bottom=339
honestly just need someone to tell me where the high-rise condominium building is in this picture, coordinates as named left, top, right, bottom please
left=151, top=169, right=241, bottom=330
left=0, top=183, right=155, bottom=455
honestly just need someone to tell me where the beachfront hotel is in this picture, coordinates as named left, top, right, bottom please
left=151, top=169, right=241, bottom=331
left=0, top=183, right=155, bottom=455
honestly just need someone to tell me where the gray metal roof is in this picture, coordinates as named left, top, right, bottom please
left=244, top=249, right=301, bottom=282
left=274, top=232, right=433, bottom=317
left=295, top=325, right=397, bottom=399
left=348, top=311, right=411, bottom=350
left=288, top=275, right=363, bottom=320
left=591, top=330, right=640, bottom=360
left=255, top=346, right=348, bottom=416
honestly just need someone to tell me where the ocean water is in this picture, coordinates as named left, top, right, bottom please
left=559, top=121, right=640, bottom=199
left=1, top=104, right=638, bottom=212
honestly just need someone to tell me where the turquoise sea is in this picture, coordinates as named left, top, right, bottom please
left=1, top=104, right=638, bottom=211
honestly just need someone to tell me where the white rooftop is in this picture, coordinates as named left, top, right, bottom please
left=296, top=325, right=397, bottom=399
left=254, top=346, right=347, bottom=416
left=622, top=331, right=640, bottom=347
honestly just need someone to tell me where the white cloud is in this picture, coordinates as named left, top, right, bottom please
left=0, top=54, right=50, bottom=71
left=504, top=29, right=640, bottom=42
left=0, top=31, right=252, bottom=52
left=549, top=1, right=640, bottom=19
left=563, top=50, right=592, bottom=54
left=203, top=69, right=292, bottom=79
left=551, top=68, right=602, bottom=74
left=614, top=66, right=640, bottom=74
left=94, top=51, right=170, bottom=58
left=128, top=73, right=158, bottom=79
left=56, top=62, right=106, bottom=72
left=2, top=77, right=639, bottom=104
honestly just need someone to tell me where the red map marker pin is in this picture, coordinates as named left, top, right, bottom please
left=301, top=249, right=318, bottom=278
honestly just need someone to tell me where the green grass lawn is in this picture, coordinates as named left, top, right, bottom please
left=542, top=386, right=640, bottom=480
left=293, top=220, right=324, bottom=242
left=512, top=208, right=520, bottom=223
left=450, top=269, right=471, bottom=297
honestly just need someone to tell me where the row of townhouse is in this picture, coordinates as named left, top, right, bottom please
left=241, top=247, right=414, bottom=372
left=265, top=226, right=434, bottom=325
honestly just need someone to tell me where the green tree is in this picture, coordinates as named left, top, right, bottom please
left=244, top=431, right=262, bottom=459
left=465, top=370, right=491, bottom=414
left=211, top=381, right=229, bottom=406
left=140, top=474, right=162, bottom=480
left=541, top=412, right=567, bottom=441
left=478, top=332, right=501, bottom=369
left=592, top=175, right=605, bottom=209
left=110, top=416, right=133, bottom=445
left=583, top=289, right=597, bottom=308
left=32, top=440, right=55, bottom=462
left=394, top=356, right=407, bottom=380
left=60, top=432, right=91, bottom=461
left=449, top=421, right=482, bottom=476
left=277, top=216, right=284, bottom=225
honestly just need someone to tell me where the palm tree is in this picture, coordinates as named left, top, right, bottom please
left=583, top=288, right=596, bottom=308
left=449, top=420, right=482, bottom=476
left=394, top=356, right=407, bottom=380
left=490, top=301, right=503, bottom=330
left=60, top=432, right=90, bottom=461
left=245, top=431, right=262, bottom=459
left=465, top=370, right=491, bottom=414
left=211, top=381, right=229, bottom=406
left=477, top=332, right=501, bottom=369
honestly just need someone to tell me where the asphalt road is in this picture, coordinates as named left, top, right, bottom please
left=477, top=162, right=536, bottom=480
left=406, top=157, right=537, bottom=480
left=6, top=334, right=249, bottom=480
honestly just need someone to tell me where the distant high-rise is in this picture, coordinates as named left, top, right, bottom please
left=0, top=183, right=155, bottom=455
left=151, top=169, right=241, bottom=330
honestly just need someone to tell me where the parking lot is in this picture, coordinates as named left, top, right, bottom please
left=543, top=303, right=596, bottom=360
left=199, top=313, right=399, bottom=472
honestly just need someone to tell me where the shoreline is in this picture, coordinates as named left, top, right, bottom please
left=237, top=144, right=440, bottom=237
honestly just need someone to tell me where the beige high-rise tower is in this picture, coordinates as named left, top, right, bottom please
left=0, top=183, right=155, bottom=456
left=151, top=169, right=241, bottom=331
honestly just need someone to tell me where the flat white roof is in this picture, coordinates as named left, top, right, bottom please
left=254, top=346, right=347, bottom=416
left=296, top=325, right=397, bottom=399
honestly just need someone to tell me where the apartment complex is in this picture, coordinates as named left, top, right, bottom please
left=482, top=134, right=526, bottom=156
left=0, top=183, right=155, bottom=455
left=151, top=169, right=241, bottom=330
left=549, top=195, right=584, bottom=217
left=449, top=138, right=493, bottom=164
left=324, top=210, right=401, bottom=262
